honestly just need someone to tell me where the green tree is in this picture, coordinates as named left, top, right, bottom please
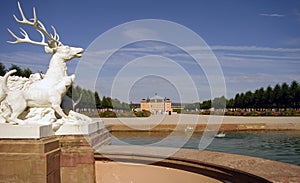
left=226, top=98, right=235, bottom=109
left=73, top=86, right=82, bottom=100
left=212, top=96, right=226, bottom=109
left=0, top=63, right=6, bottom=76
left=68, top=85, right=95, bottom=111
left=224, top=81, right=300, bottom=112
left=264, top=86, right=273, bottom=109
left=9, top=64, right=22, bottom=77
left=87, top=90, right=95, bottom=108
left=111, top=98, right=122, bottom=109
left=253, top=88, right=265, bottom=110
left=21, top=68, right=32, bottom=78
left=235, top=93, right=245, bottom=109
left=280, top=82, right=290, bottom=109
left=185, top=102, right=200, bottom=110
left=234, top=93, right=240, bottom=108
left=290, top=81, right=300, bottom=109
left=94, top=91, right=101, bottom=109
left=244, top=91, right=254, bottom=109
left=200, top=100, right=211, bottom=109
left=111, top=98, right=130, bottom=110
left=121, top=102, right=130, bottom=110
left=273, top=84, right=281, bottom=110
left=101, top=96, right=109, bottom=110
left=79, top=89, right=95, bottom=109
left=107, top=97, right=113, bottom=109
left=66, top=85, right=72, bottom=98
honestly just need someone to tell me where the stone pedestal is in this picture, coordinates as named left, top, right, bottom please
left=58, top=121, right=111, bottom=183
left=0, top=124, right=54, bottom=139
left=0, top=136, right=60, bottom=183
left=0, top=121, right=111, bottom=183
left=55, top=121, right=104, bottom=135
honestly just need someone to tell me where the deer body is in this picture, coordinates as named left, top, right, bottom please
left=28, top=45, right=83, bottom=90
left=5, top=75, right=74, bottom=124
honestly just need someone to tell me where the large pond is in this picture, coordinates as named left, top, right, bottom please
left=112, top=131, right=300, bottom=166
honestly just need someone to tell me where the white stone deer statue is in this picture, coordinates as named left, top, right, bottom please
left=1, top=2, right=84, bottom=125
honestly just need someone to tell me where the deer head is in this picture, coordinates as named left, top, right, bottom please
left=7, top=2, right=84, bottom=62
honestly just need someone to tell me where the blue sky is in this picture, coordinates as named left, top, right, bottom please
left=1, top=0, right=300, bottom=103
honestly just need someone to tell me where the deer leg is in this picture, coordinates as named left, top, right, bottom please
left=8, top=103, right=26, bottom=125
left=52, top=104, right=68, bottom=119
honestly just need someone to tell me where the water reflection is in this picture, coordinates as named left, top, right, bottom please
left=112, top=131, right=300, bottom=166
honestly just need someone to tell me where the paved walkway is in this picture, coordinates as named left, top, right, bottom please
left=96, top=114, right=300, bottom=125
left=93, top=114, right=300, bottom=131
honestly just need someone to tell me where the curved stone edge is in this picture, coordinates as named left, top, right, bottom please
left=95, top=145, right=300, bottom=183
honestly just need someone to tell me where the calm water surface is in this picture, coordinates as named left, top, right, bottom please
left=112, top=131, right=300, bottom=166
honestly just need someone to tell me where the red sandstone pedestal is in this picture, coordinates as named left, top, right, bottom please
left=0, top=135, right=60, bottom=183
left=57, top=121, right=111, bottom=183
left=0, top=122, right=110, bottom=183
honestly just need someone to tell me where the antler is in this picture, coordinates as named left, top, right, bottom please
left=7, top=2, right=61, bottom=48
left=7, top=28, right=47, bottom=46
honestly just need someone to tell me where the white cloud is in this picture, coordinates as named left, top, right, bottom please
left=293, top=9, right=300, bottom=22
left=217, top=53, right=299, bottom=72
left=222, top=53, right=300, bottom=61
left=226, top=73, right=278, bottom=84
left=183, top=45, right=300, bottom=53
left=286, top=38, right=300, bottom=46
left=122, top=27, right=159, bottom=40
left=0, top=51, right=50, bottom=72
left=0, top=51, right=80, bottom=75
left=259, top=13, right=285, bottom=17
left=210, top=45, right=300, bottom=52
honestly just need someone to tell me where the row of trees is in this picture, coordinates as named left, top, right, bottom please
left=185, top=81, right=300, bottom=111
left=227, top=81, right=300, bottom=110
left=67, top=86, right=131, bottom=111
left=67, top=85, right=134, bottom=112
left=0, top=62, right=129, bottom=111
left=0, top=63, right=32, bottom=78
left=184, top=96, right=226, bottom=110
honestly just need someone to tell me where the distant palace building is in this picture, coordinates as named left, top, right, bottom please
left=140, top=94, right=172, bottom=114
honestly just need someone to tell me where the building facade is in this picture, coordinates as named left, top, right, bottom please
left=140, top=95, right=172, bottom=114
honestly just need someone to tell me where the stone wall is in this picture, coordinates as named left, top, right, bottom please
left=59, top=127, right=111, bottom=183
left=0, top=125, right=111, bottom=183
left=0, top=137, right=60, bottom=183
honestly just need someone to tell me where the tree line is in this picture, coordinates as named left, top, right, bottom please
left=184, top=96, right=226, bottom=110
left=66, top=85, right=131, bottom=111
left=0, top=62, right=131, bottom=111
left=227, top=81, right=300, bottom=110
left=69, top=84, right=130, bottom=112
left=0, top=62, right=32, bottom=78
left=185, top=81, right=300, bottom=111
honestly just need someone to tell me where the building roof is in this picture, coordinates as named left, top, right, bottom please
left=150, top=95, right=164, bottom=100
left=141, top=94, right=171, bottom=103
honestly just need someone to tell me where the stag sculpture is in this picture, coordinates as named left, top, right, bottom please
left=0, top=2, right=85, bottom=125
left=7, top=2, right=83, bottom=89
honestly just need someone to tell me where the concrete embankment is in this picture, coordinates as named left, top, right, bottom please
left=95, top=114, right=300, bottom=132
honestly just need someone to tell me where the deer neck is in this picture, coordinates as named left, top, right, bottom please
left=44, top=54, right=67, bottom=80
